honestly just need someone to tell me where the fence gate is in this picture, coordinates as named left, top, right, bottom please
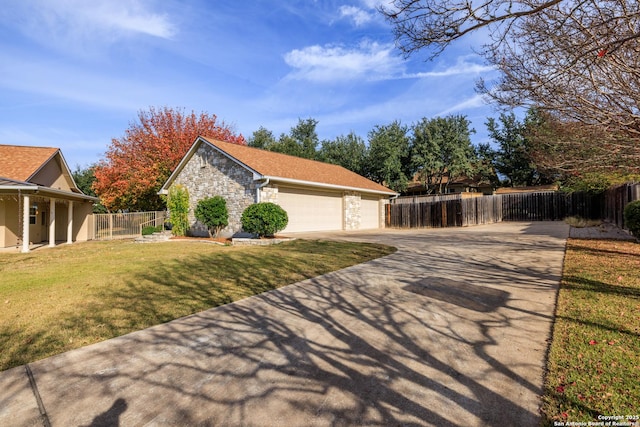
left=92, top=211, right=166, bottom=240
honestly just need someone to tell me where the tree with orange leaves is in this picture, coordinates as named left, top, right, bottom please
left=93, top=107, right=245, bottom=211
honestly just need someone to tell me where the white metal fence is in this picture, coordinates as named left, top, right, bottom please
left=92, top=211, right=166, bottom=241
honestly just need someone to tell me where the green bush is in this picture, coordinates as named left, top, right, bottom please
left=241, top=203, right=288, bottom=237
left=195, top=196, right=228, bottom=237
left=624, top=200, right=640, bottom=239
left=141, top=225, right=162, bottom=235
left=167, top=184, right=190, bottom=236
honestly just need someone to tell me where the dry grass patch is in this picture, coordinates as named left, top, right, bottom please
left=0, top=239, right=395, bottom=372
left=564, top=216, right=603, bottom=228
left=542, top=238, right=640, bottom=424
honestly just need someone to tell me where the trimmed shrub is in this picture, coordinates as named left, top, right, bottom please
left=195, top=196, right=229, bottom=237
left=624, top=200, right=640, bottom=239
left=141, top=225, right=162, bottom=235
left=241, top=203, right=288, bottom=237
left=167, top=184, right=190, bottom=236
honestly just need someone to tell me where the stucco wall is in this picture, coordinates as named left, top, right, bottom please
left=31, top=156, right=72, bottom=190
left=73, top=201, right=94, bottom=242
left=173, top=143, right=257, bottom=236
left=0, top=199, right=7, bottom=248
left=0, top=199, right=10, bottom=247
left=2, top=198, right=19, bottom=247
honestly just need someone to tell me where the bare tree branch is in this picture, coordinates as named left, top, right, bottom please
left=380, top=0, right=564, bottom=58
left=382, top=0, right=640, bottom=136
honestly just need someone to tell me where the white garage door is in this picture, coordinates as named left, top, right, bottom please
left=277, top=187, right=343, bottom=232
left=360, top=196, right=381, bottom=229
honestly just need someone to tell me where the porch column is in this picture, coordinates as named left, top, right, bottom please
left=67, top=201, right=74, bottom=244
left=49, top=198, right=56, bottom=247
left=22, top=194, right=30, bottom=253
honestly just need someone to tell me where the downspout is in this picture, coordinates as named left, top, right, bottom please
left=255, top=177, right=270, bottom=203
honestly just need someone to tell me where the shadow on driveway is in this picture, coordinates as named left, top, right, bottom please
left=1, top=222, right=569, bottom=426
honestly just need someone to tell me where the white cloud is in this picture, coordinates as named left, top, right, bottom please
left=360, top=0, right=384, bottom=8
left=283, top=40, right=495, bottom=84
left=0, top=52, right=173, bottom=111
left=3, top=0, right=176, bottom=49
left=283, top=40, right=404, bottom=82
left=338, top=5, right=374, bottom=26
left=404, top=57, right=495, bottom=79
left=435, top=94, right=487, bottom=116
left=79, top=1, right=177, bottom=39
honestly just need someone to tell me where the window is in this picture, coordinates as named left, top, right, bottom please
left=29, top=204, right=37, bottom=225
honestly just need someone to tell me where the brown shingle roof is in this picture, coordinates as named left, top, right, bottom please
left=202, top=137, right=395, bottom=194
left=0, top=145, right=58, bottom=182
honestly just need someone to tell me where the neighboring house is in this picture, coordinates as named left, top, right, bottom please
left=159, top=137, right=397, bottom=235
left=0, top=145, right=97, bottom=252
left=405, top=172, right=494, bottom=196
left=494, top=184, right=559, bottom=194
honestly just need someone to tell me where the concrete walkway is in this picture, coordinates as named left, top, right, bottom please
left=0, top=222, right=569, bottom=426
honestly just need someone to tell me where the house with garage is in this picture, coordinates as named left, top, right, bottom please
left=0, top=144, right=97, bottom=252
left=159, top=136, right=397, bottom=236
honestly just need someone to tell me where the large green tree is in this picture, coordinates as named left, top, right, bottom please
left=486, top=112, right=538, bottom=187
left=251, top=118, right=319, bottom=159
left=473, top=143, right=500, bottom=190
left=247, top=127, right=277, bottom=150
left=317, top=132, right=368, bottom=176
left=72, top=165, right=107, bottom=213
left=410, top=115, right=476, bottom=194
left=287, top=118, right=319, bottom=159
left=366, top=121, right=412, bottom=192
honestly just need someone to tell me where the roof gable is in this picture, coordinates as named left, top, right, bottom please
left=201, top=137, right=395, bottom=195
left=0, top=144, right=82, bottom=193
left=0, top=145, right=59, bottom=182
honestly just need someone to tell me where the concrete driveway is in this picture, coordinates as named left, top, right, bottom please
left=0, top=222, right=569, bottom=426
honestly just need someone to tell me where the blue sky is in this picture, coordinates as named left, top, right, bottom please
left=0, top=0, right=500, bottom=169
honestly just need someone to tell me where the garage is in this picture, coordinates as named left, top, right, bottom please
left=360, top=196, right=381, bottom=229
left=277, top=186, right=343, bottom=233
left=162, top=138, right=397, bottom=236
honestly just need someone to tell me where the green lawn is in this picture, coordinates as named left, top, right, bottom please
left=542, top=238, right=640, bottom=424
left=0, top=239, right=395, bottom=372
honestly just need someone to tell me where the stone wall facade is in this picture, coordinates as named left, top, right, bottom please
left=259, top=186, right=278, bottom=203
left=379, top=198, right=388, bottom=229
left=173, top=144, right=256, bottom=236
left=343, top=192, right=361, bottom=230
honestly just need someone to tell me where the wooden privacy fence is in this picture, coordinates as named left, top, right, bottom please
left=386, top=195, right=502, bottom=228
left=386, top=189, right=632, bottom=229
left=92, top=211, right=166, bottom=240
left=604, top=182, right=640, bottom=229
left=501, top=192, right=604, bottom=221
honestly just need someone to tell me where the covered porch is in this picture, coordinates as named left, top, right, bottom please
left=0, top=179, right=96, bottom=253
